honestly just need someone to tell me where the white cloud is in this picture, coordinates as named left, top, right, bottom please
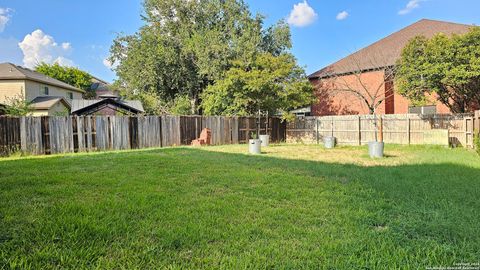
left=287, top=1, right=317, bottom=27
left=103, top=58, right=111, bottom=68
left=103, top=58, right=118, bottom=69
left=399, top=0, right=423, bottom=15
left=336, top=11, right=349, bottom=20
left=0, top=7, right=13, bottom=32
left=18, top=29, right=74, bottom=68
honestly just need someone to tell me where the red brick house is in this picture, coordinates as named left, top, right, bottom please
left=308, top=19, right=473, bottom=116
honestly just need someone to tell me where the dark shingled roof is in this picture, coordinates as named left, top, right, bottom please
left=0, top=62, right=85, bottom=93
left=308, top=19, right=474, bottom=79
left=71, top=98, right=144, bottom=114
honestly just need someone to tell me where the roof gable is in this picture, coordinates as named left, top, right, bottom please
left=71, top=98, right=144, bottom=115
left=30, top=96, right=71, bottom=110
left=309, top=19, right=474, bottom=79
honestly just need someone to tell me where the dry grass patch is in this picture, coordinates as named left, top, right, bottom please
left=203, top=143, right=418, bottom=166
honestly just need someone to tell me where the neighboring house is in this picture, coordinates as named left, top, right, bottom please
left=29, top=96, right=72, bottom=116
left=308, top=19, right=473, bottom=116
left=90, top=76, right=119, bottom=98
left=0, top=62, right=85, bottom=116
left=77, top=76, right=145, bottom=116
left=290, top=106, right=312, bottom=117
left=71, top=95, right=144, bottom=116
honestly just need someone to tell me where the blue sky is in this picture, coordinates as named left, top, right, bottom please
left=1, top=0, right=479, bottom=83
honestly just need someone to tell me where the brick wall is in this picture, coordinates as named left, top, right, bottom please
left=310, top=69, right=452, bottom=116
left=311, top=70, right=388, bottom=116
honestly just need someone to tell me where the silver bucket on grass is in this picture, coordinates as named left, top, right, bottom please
left=368, top=142, right=384, bottom=158
left=249, top=139, right=262, bottom=154
left=323, top=136, right=336, bottom=149
left=259, top=135, right=270, bottom=147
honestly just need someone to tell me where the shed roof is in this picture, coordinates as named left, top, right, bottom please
left=308, top=19, right=474, bottom=79
left=30, top=96, right=71, bottom=110
left=0, top=62, right=85, bottom=93
left=71, top=98, right=144, bottom=114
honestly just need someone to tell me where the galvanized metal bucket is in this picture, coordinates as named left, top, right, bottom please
left=249, top=139, right=262, bottom=154
left=259, top=135, right=270, bottom=147
left=324, top=136, right=336, bottom=149
left=368, top=142, right=384, bottom=158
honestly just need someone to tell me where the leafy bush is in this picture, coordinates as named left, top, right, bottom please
left=168, top=95, right=193, bottom=115
left=3, top=94, right=33, bottom=116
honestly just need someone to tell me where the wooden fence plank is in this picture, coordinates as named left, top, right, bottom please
left=77, top=116, right=85, bottom=152
left=95, top=116, right=109, bottom=151
left=161, top=115, right=181, bottom=147
left=0, top=117, right=20, bottom=156
left=85, top=116, right=92, bottom=151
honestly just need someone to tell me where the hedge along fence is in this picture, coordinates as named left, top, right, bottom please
left=287, top=113, right=478, bottom=148
left=0, top=115, right=286, bottom=156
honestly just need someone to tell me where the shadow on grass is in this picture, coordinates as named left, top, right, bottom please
left=0, top=146, right=479, bottom=268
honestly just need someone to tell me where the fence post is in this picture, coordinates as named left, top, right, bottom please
left=358, top=116, right=361, bottom=146
left=331, top=118, right=334, bottom=137
left=475, top=110, right=480, bottom=133
left=246, top=118, right=250, bottom=141
left=474, top=111, right=480, bottom=149
left=20, top=117, right=26, bottom=153
left=158, top=116, right=163, bottom=148
left=465, top=116, right=476, bottom=148
left=315, top=117, right=319, bottom=144
left=379, top=116, right=384, bottom=143
left=407, top=115, right=411, bottom=145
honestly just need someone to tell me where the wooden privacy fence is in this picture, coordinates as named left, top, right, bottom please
left=287, top=113, right=478, bottom=148
left=2, top=112, right=478, bottom=156
left=0, top=117, right=21, bottom=156
left=476, top=110, right=480, bottom=135
left=0, top=115, right=286, bottom=156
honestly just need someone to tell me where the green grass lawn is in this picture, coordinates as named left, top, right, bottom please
left=1, top=144, right=479, bottom=269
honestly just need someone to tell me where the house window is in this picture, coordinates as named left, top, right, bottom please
left=67, top=92, right=73, bottom=100
left=40, top=85, right=49, bottom=96
left=408, top=105, right=437, bottom=115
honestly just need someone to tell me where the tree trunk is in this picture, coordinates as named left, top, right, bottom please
left=378, top=117, right=384, bottom=143
left=371, top=107, right=379, bottom=142
left=190, top=98, right=197, bottom=115
left=190, top=90, right=199, bottom=115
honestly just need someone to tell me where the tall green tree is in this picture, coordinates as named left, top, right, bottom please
left=396, top=27, right=480, bottom=113
left=201, top=53, right=314, bottom=116
left=109, top=0, right=304, bottom=115
left=35, top=63, right=94, bottom=99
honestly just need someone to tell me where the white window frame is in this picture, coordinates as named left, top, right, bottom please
left=408, top=105, right=437, bottom=115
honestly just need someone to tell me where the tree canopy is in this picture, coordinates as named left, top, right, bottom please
left=35, top=63, right=94, bottom=99
left=201, top=53, right=314, bottom=116
left=109, top=0, right=312, bottom=115
left=395, top=27, right=480, bottom=113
